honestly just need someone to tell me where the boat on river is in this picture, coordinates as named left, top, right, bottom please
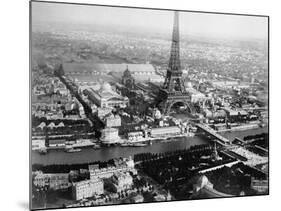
left=120, top=142, right=148, bottom=147
left=65, top=148, right=82, bottom=153
left=38, top=147, right=48, bottom=154
left=92, top=143, right=101, bottom=149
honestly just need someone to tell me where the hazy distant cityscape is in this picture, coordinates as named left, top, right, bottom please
left=31, top=2, right=268, bottom=210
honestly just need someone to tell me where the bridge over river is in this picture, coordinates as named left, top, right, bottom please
left=196, top=123, right=232, bottom=146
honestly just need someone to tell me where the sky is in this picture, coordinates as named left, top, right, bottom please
left=31, top=1, right=268, bottom=40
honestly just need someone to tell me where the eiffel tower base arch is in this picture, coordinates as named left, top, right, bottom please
left=158, top=96, right=195, bottom=116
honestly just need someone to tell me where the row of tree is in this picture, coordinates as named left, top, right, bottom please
left=138, top=146, right=233, bottom=185
left=32, top=159, right=115, bottom=173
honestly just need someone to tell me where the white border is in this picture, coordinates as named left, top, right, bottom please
left=0, top=0, right=280, bottom=211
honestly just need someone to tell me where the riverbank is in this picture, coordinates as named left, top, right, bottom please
left=31, top=126, right=268, bottom=166
left=32, top=136, right=208, bottom=165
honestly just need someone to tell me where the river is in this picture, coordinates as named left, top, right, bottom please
left=31, top=126, right=268, bottom=165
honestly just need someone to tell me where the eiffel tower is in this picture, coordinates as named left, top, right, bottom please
left=157, top=11, right=193, bottom=115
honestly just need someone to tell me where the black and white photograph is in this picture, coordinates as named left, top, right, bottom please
left=30, top=1, right=269, bottom=210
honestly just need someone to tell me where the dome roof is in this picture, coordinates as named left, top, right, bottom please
left=186, top=82, right=193, bottom=88
left=197, top=175, right=209, bottom=188
left=57, top=122, right=65, bottom=127
left=92, top=82, right=101, bottom=91
left=37, top=122, right=46, bottom=128
left=47, top=122, right=56, bottom=128
left=100, top=82, right=112, bottom=92
left=71, top=102, right=79, bottom=110
left=154, top=109, right=162, bottom=119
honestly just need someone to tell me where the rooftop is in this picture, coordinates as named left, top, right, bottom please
left=63, top=63, right=155, bottom=74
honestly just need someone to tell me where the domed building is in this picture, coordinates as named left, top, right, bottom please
left=196, top=175, right=210, bottom=189
left=70, top=101, right=79, bottom=111
left=184, top=80, right=208, bottom=103
left=122, top=66, right=135, bottom=89
left=191, top=175, right=233, bottom=199
left=100, top=82, right=112, bottom=92
left=185, top=81, right=193, bottom=89
left=83, top=81, right=129, bottom=109
left=100, top=127, right=121, bottom=145
left=92, top=82, right=101, bottom=91
left=153, top=108, right=162, bottom=120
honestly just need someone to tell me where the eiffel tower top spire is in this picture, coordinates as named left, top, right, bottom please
left=168, top=11, right=181, bottom=72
